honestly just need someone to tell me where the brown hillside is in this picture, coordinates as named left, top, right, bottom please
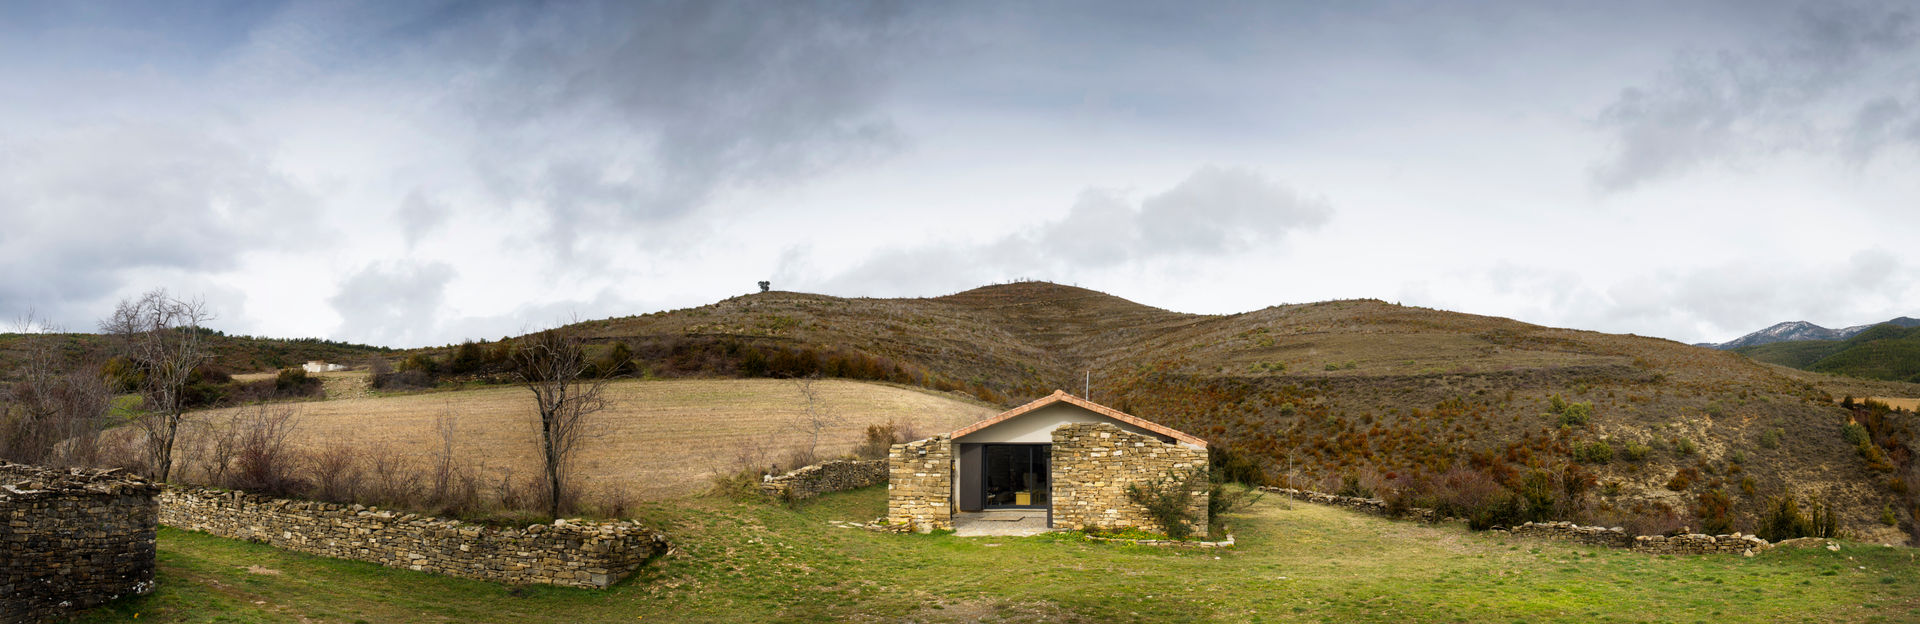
left=474, top=282, right=1920, bottom=541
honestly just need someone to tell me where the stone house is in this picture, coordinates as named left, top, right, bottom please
left=301, top=361, right=347, bottom=373
left=887, top=390, right=1211, bottom=536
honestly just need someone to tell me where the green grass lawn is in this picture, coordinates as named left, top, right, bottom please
left=68, top=488, right=1920, bottom=623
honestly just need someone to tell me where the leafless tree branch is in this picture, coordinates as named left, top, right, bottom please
left=100, top=289, right=213, bottom=482
left=513, top=322, right=612, bottom=519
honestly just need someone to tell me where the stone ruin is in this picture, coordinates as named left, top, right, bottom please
left=1, top=462, right=161, bottom=623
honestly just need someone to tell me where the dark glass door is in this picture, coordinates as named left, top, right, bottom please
left=982, top=444, right=1049, bottom=508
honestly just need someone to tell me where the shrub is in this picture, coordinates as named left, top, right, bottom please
left=1421, top=468, right=1509, bottom=528
left=1673, top=437, right=1697, bottom=456
left=1756, top=493, right=1839, bottom=540
left=1336, top=473, right=1375, bottom=499
left=1124, top=468, right=1207, bottom=539
left=1843, top=423, right=1870, bottom=445
left=1209, top=446, right=1266, bottom=485
left=593, top=341, right=637, bottom=378
left=709, top=469, right=773, bottom=502
left=449, top=340, right=487, bottom=375
left=1882, top=505, right=1899, bottom=526
left=1559, top=402, right=1593, bottom=427
left=1760, top=428, right=1782, bottom=449
left=274, top=368, right=322, bottom=397
left=853, top=421, right=909, bottom=460
left=1694, top=489, right=1734, bottom=535
left=1665, top=467, right=1697, bottom=491
left=1620, top=440, right=1651, bottom=462
left=398, top=353, right=440, bottom=374
left=1575, top=440, right=1614, bottom=464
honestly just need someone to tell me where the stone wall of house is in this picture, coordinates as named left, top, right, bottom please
left=1, top=463, right=160, bottom=624
left=158, top=488, right=666, bottom=588
left=1258, top=486, right=1773, bottom=555
left=1051, top=423, right=1210, bottom=537
left=886, top=435, right=953, bottom=531
left=760, top=459, right=887, bottom=500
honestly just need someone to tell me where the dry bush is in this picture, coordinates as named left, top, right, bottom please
left=853, top=419, right=914, bottom=459
left=228, top=403, right=304, bottom=497
left=309, top=438, right=362, bottom=503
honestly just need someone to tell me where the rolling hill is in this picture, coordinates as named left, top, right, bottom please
left=0, top=329, right=390, bottom=383
left=456, top=281, right=1917, bottom=542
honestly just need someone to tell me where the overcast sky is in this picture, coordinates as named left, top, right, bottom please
left=3, top=1, right=1916, bottom=348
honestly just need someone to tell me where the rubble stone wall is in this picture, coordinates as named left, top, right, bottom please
left=885, top=436, right=953, bottom=531
left=1051, top=423, right=1209, bottom=538
left=760, top=459, right=886, bottom=500
left=158, top=488, right=666, bottom=588
left=1, top=463, right=160, bottom=624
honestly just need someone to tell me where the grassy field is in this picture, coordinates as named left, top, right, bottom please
left=70, top=487, right=1920, bottom=623
left=176, top=378, right=997, bottom=499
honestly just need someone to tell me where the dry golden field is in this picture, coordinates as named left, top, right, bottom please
left=1866, top=396, right=1920, bottom=411
left=181, top=377, right=997, bottom=499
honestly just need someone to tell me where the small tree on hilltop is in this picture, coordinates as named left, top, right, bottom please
left=513, top=324, right=610, bottom=519
left=100, top=289, right=212, bottom=482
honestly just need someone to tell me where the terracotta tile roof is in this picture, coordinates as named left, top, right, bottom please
left=949, top=389, right=1208, bottom=448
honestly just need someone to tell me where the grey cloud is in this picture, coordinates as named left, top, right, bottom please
left=0, top=123, right=321, bottom=332
left=189, top=0, right=909, bottom=261
left=433, top=0, right=911, bottom=259
left=1593, top=3, right=1920, bottom=189
left=328, top=261, right=456, bottom=347
left=811, top=166, right=1332, bottom=296
left=397, top=190, right=450, bottom=247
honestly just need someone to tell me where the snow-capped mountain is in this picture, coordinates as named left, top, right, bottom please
left=1704, top=316, right=1920, bottom=350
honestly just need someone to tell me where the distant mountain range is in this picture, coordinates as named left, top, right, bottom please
left=1715, top=317, right=1920, bottom=383
left=1701, top=316, right=1920, bottom=350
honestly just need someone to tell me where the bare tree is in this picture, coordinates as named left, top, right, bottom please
left=100, top=289, right=213, bottom=482
left=513, top=326, right=610, bottom=519
left=3, top=313, right=113, bottom=467
left=786, top=376, right=843, bottom=466
left=3, top=312, right=64, bottom=464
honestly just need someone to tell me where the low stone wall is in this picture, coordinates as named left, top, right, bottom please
left=158, top=488, right=666, bottom=588
left=886, top=435, right=954, bottom=531
left=1504, top=521, right=1634, bottom=548
left=760, top=459, right=886, bottom=500
left=1632, top=531, right=1772, bottom=555
left=1259, top=487, right=1440, bottom=521
left=1051, top=423, right=1210, bottom=538
left=1259, top=486, right=1773, bottom=555
left=2, top=463, right=160, bottom=624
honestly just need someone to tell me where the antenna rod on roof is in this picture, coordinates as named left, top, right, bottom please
left=1084, top=370, right=1090, bottom=400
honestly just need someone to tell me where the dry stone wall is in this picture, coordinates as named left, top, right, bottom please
left=1051, top=423, right=1209, bottom=538
left=2, top=463, right=160, bottom=624
left=1632, top=531, right=1772, bottom=555
left=1258, top=486, right=1774, bottom=555
left=159, top=488, right=666, bottom=588
left=760, top=459, right=886, bottom=500
left=886, top=435, right=953, bottom=531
